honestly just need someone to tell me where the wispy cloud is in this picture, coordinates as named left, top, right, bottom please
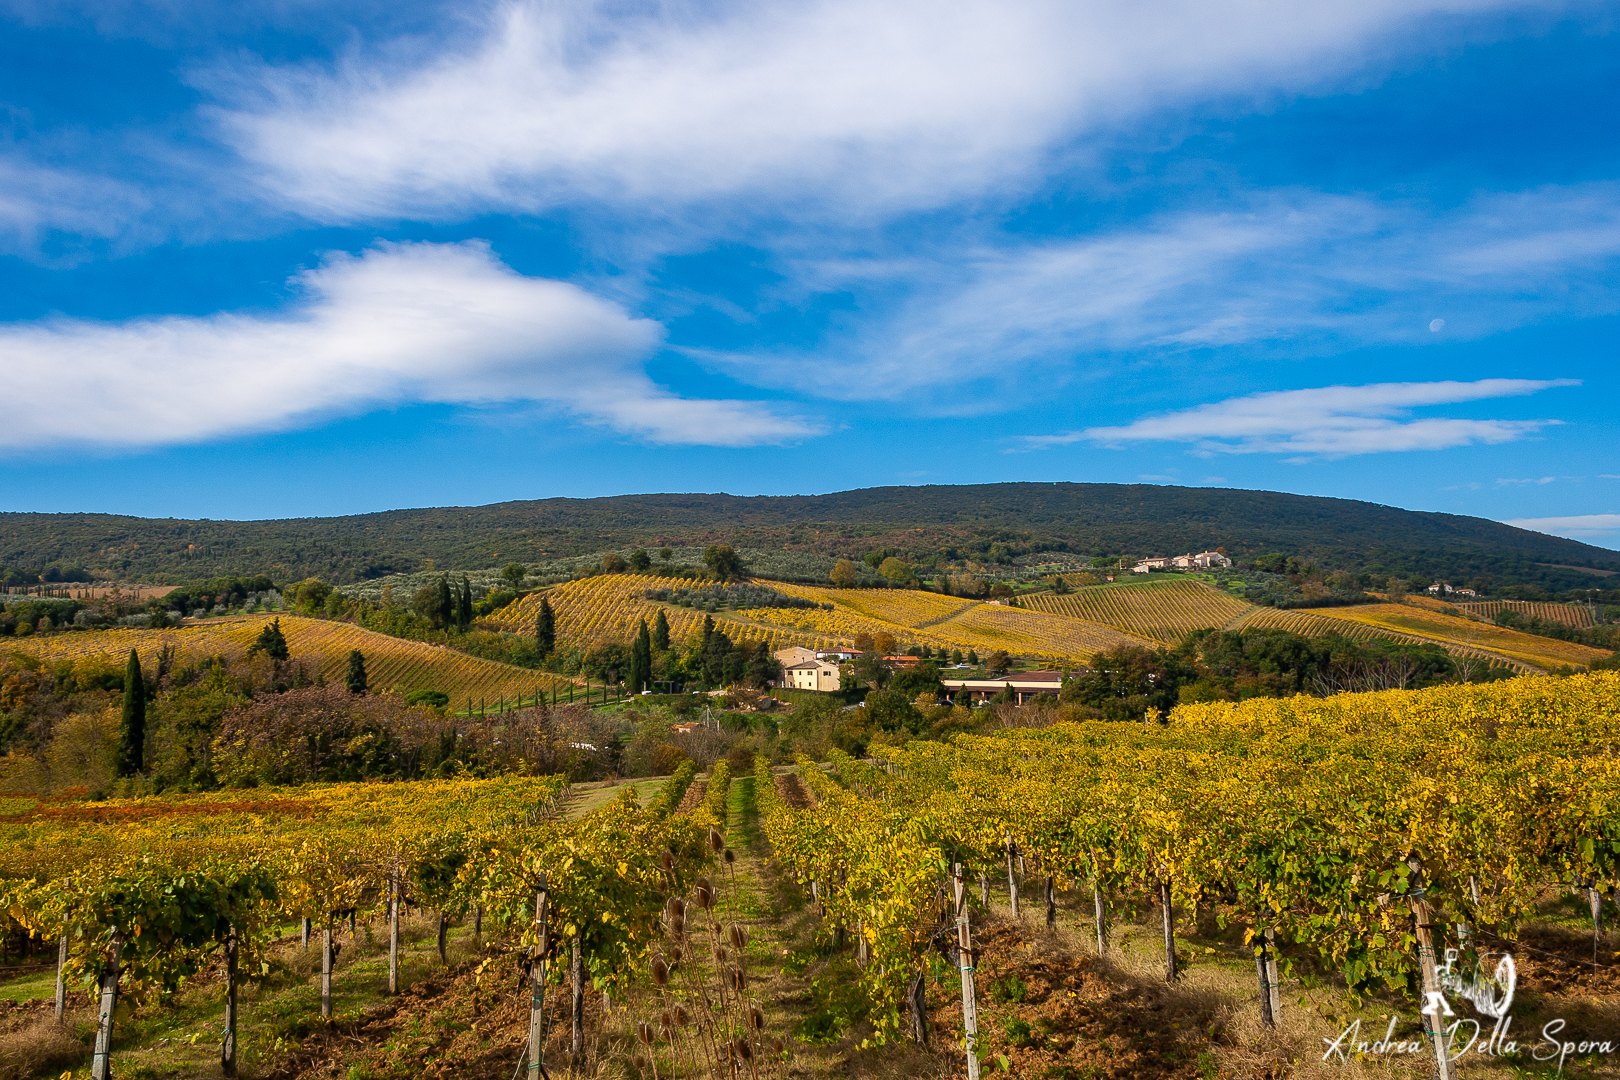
left=210, top=0, right=1558, bottom=223
left=1503, top=514, right=1620, bottom=544
left=0, top=155, right=155, bottom=259
left=1496, top=476, right=1561, bottom=485
left=702, top=184, right=1620, bottom=402
left=1020, top=378, right=1577, bottom=458
left=0, top=241, right=817, bottom=450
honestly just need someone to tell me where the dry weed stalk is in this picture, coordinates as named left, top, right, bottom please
left=633, top=835, right=785, bottom=1079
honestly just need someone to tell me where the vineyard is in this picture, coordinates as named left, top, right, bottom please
left=1306, top=602, right=1611, bottom=672
left=763, top=584, right=979, bottom=628
left=488, top=575, right=801, bottom=654
left=756, top=672, right=1620, bottom=1076
left=1021, top=578, right=1253, bottom=643
left=5, top=615, right=572, bottom=702
left=1455, top=598, right=1599, bottom=627
left=0, top=770, right=733, bottom=1079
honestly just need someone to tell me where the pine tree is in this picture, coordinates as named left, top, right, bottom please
left=116, top=649, right=145, bottom=777
left=701, top=614, right=715, bottom=653
left=345, top=649, right=368, bottom=694
left=460, top=575, right=474, bottom=630
left=653, top=609, right=670, bottom=651
left=535, top=596, right=556, bottom=657
left=249, top=618, right=290, bottom=661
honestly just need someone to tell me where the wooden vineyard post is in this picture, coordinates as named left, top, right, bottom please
left=321, top=921, right=334, bottom=1019
left=1263, top=927, right=1282, bottom=1023
left=979, top=874, right=989, bottom=906
left=54, top=929, right=68, bottom=1022
left=438, top=912, right=449, bottom=965
left=527, top=878, right=550, bottom=1080
left=1159, top=878, right=1177, bottom=982
left=389, top=879, right=401, bottom=996
left=953, top=864, right=981, bottom=1080
left=1407, top=861, right=1454, bottom=1080
left=1045, top=875, right=1057, bottom=930
left=223, top=924, right=239, bottom=1077
left=90, top=931, right=122, bottom=1080
left=301, top=916, right=310, bottom=950
left=1254, top=929, right=1275, bottom=1028
left=1005, top=834, right=1020, bottom=917
left=1091, top=873, right=1107, bottom=956
left=569, top=930, right=586, bottom=1070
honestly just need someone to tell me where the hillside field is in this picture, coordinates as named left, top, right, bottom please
left=1021, top=577, right=1253, bottom=643
left=6, top=614, right=571, bottom=703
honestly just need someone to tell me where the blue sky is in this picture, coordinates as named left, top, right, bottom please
left=1, top=1, right=1617, bottom=548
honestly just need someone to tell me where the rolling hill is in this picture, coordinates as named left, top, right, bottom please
left=3, top=483, right=1617, bottom=593
left=8, top=614, right=571, bottom=705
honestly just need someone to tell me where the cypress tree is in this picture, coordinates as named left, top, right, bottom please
left=653, top=609, right=670, bottom=651
left=460, top=575, right=474, bottom=630
left=436, top=576, right=454, bottom=629
left=535, top=596, right=556, bottom=657
left=630, top=619, right=652, bottom=693
left=700, top=614, right=715, bottom=653
left=116, top=649, right=145, bottom=777
left=345, top=650, right=368, bottom=694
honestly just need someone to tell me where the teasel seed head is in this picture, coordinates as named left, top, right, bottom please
left=670, top=946, right=683, bottom=965
left=660, top=849, right=674, bottom=872
left=709, top=827, right=724, bottom=854
left=728, top=924, right=747, bottom=951
left=772, top=1040, right=783, bottom=1054
left=724, top=848, right=736, bottom=865
left=749, top=1005, right=764, bottom=1031
left=636, top=1021, right=654, bottom=1045
left=649, top=954, right=671, bottom=988
left=633, top=1054, right=647, bottom=1071
left=695, top=877, right=715, bottom=911
left=674, top=1005, right=690, bottom=1026
left=738, top=1039, right=755, bottom=1061
left=714, top=945, right=727, bottom=964
left=730, top=966, right=748, bottom=991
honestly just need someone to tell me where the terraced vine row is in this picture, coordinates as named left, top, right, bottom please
left=1454, top=598, right=1598, bottom=627
left=764, top=583, right=978, bottom=628
left=1021, top=578, right=1253, bottom=643
left=7, top=615, right=572, bottom=701
left=488, top=575, right=800, bottom=653
left=1225, top=606, right=1540, bottom=672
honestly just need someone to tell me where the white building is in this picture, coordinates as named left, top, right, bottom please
left=782, top=660, right=842, bottom=692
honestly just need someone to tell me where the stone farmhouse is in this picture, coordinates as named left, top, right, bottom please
left=1133, top=550, right=1232, bottom=574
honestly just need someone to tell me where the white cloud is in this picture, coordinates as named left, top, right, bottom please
left=212, top=0, right=1560, bottom=222
left=1496, top=476, right=1560, bottom=485
left=0, top=155, right=154, bottom=257
left=1503, top=514, right=1620, bottom=544
left=0, top=241, right=817, bottom=450
left=1021, top=378, right=1576, bottom=457
left=701, top=184, right=1620, bottom=401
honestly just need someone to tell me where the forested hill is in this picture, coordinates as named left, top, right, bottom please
left=3, top=483, right=1616, bottom=594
